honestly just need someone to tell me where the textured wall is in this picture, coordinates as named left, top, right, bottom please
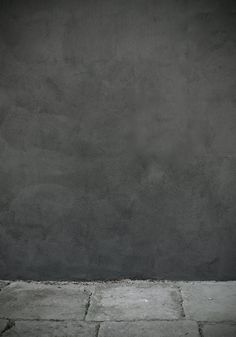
left=0, top=0, right=235, bottom=280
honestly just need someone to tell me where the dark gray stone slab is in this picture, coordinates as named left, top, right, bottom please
left=0, top=0, right=236, bottom=282
left=0, top=282, right=90, bottom=320
left=98, top=321, right=200, bottom=337
left=86, top=281, right=181, bottom=321
left=181, top=282, right=236, bottom=321
left=3, top=321, right=97, bottom=337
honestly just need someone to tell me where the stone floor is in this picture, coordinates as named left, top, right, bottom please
left=0, top=280, right=235, bottom=336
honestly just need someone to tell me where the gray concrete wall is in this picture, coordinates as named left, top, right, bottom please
left=0, top=0, right=235, bottom=281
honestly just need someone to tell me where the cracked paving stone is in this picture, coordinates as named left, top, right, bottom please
left=98, top=320, right=200, bottom=337
left=1, top=321, right=97, bottom=337
left=86, top=281, right=182, bottom=321
left=180, top=282, right=236, bottom=321
left=202, top=323, right=236, bottom=337
left=0, top=282, right=91, bottom=320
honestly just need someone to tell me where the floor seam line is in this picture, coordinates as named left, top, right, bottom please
left=175, top=284, right=186, bottom=318
left=0, top=319, right=15, bottom=336
left=197, top=322, right=204, bottom=337
left=84, top=291, right=93, bottom=321
left=95, top=323, right=101, bottom=337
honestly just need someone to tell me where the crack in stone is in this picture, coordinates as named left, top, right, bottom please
left=0, top=319, right=15, bottom=336
left=84, top=292, right=93, bottom=320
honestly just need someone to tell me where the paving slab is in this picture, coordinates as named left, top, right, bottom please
left=86, top=281, right=182, bottom=321
left=98, top=320, right=200, bottom=337
left=2, top=321, right=97, bottom=337
left=0, top=282, right=91, bottom=320
left=202, top=323, right=236, bottom=337
left=181, top=282, right=236, bottom=321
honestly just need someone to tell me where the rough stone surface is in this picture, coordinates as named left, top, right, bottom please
left=86, top=282, right=181, bottom=321
left=202, top=323, right=236, bottom=337
left=0, top=0, right=236, bottom=282
left=2, top=321, right=97, bottom=337
left=181, top=282, right=236, bottom=321
left=98, top=321, right=200, bottom=337
left=0, top=282, right=90, bottom=320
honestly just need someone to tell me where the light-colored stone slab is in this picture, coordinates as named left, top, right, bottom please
left=202, top=323, right=236, bottom=337
left=181, top=282, right=236, bottom=321
left=86, top=281, right=181, bottom=321
left=0, top=282, right=91, bottom=320
left=3, top=321, right=97, bottom=337
left=98, top=321, right=200, bottom=337
left=0, top=319, right=8, bottom=333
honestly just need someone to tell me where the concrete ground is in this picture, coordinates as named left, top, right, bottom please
left=0, top=281, right=235, bottom=336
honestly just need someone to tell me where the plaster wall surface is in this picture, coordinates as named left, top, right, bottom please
left=0, top=0, right=235, bottom=280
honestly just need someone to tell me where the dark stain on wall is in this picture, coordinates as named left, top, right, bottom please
left=0, top=0, right=236, bottom=280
